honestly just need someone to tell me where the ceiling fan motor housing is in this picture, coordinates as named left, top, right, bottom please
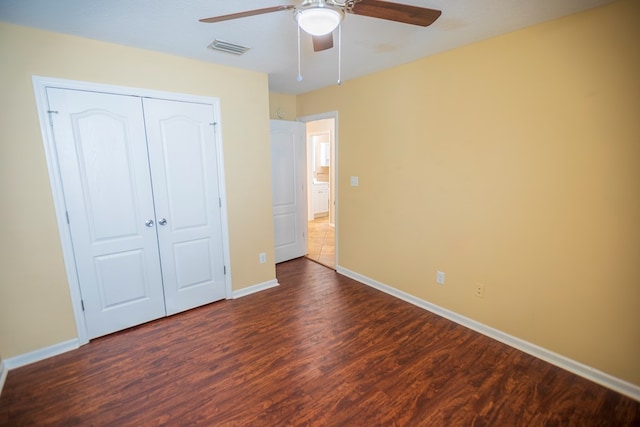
left=295, top=0, right=345, bottom=36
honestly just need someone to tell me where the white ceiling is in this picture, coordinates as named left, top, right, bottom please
left=0, top=0, right=615, bottom=95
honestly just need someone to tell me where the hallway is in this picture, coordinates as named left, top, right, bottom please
left=306, top=216, right=334, bottom=269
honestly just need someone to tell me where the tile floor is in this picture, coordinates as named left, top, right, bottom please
left=306, top=216, right=335, bottom=269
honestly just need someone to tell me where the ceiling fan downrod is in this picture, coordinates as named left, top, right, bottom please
left=337, top=23, right=342, bottom=86
left=297, top=25, right=303, bottom=82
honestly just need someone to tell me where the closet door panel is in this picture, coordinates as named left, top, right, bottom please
left=143, top=98, right=226, bottom=315
left=47, top=88, right=166, bottom=339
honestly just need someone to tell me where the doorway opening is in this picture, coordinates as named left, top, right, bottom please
left=301, top=114, right=336, bottom=269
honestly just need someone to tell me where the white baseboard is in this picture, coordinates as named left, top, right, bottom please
left=1, top=279, right=279, bottom=378
left=3, top=339, right=79, bottom=370
left=232, top=279, right=279, bottom=299
left=0, top=360, right=7, bottom=397
left=337, top=266, right=640, bottom=402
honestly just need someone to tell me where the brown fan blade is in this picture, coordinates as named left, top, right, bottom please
left=199, top=5, right=295, bottom=23
left=350, top=0, right=441, bottom=27
left=312, top=34, right=334, bottom=52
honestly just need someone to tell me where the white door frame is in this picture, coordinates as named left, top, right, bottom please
left=32, top=76, right=233, bottom=345
left=298, top=111, right=338, bottom=268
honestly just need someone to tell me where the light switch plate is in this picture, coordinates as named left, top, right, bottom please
left=350, top=176, right=359, bottom=187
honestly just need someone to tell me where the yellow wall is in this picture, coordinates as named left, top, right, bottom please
left=269, top=92, right=297, bottom=120
left=297, top=0, right=640, bottom=386
left=0, top=23, right=276, bottom=359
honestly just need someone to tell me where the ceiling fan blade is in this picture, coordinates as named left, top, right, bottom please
left=350, top=0, right=441, bottom=27
left=312, top=34, right=334, bottom=52
left=199, top=5, right=295, bottom=23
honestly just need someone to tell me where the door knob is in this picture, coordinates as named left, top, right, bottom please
left=158, top=218, right=167, bottom=226
left=145, top=219, right=154, bottom=227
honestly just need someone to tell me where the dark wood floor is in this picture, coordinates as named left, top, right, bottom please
left=1, top=258, right=638, bottom=426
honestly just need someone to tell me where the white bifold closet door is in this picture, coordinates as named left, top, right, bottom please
left=47, top=88, right=226, bottom=339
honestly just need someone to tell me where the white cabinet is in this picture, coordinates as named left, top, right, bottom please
left=312, top=182, right=330, bottom=216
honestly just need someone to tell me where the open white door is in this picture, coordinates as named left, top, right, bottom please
left=270, top=120, right=307, bottom=263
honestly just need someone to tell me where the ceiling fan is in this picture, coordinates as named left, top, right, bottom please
left=199, top=0, right=442, bottom=53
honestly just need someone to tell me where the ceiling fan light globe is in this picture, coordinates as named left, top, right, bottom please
left=296, top=7, right=343, bottom=36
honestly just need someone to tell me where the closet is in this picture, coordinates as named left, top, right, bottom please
left=46, top=87, right=227, bottom=339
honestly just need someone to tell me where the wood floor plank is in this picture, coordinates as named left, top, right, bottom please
left=0, top=258, right=638, bottom=426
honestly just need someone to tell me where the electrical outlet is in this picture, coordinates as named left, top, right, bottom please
left=436, top=271, right=445, bottom=285
left=259, top=252, right=266, bottom=264
left=475, top=283, right=485, bottom=298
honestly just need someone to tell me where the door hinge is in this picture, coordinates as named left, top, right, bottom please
left=47, top=110, right=59, bottom=126
left=219, top=198, right=222, bottom=208
left=81, top=300, right=85, bottom=311
left=223, top=265, right=226, bottom=275
left=65, top=211, right=70, bottom=224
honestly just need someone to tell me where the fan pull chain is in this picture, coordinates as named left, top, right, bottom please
left=297, top=25, right=303, bottom=82
left=337, top=24, right=342, bottom=86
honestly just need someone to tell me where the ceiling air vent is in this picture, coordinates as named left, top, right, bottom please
left=207, top=39, right=250, bottom=55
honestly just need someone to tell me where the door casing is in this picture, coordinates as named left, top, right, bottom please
left=33, top=76, right=233, bottom=346
left=298, top=111, right=339, bottom=269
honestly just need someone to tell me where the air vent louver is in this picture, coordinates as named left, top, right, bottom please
left=207, top=39, right=250, bottom=55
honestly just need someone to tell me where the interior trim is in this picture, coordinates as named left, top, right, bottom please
left=297, top=111, right=339, bottom=269
left=0, top=360, right=7, bottom=397
left=232, top=279, right=279, bottom=299
left=0, top=278, right=279, bottom=375
left=3, top=339, right=79, bottom=371
left=31, top=75, right=233, bottom=345
left=337, top=266, right=640, bottom=402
